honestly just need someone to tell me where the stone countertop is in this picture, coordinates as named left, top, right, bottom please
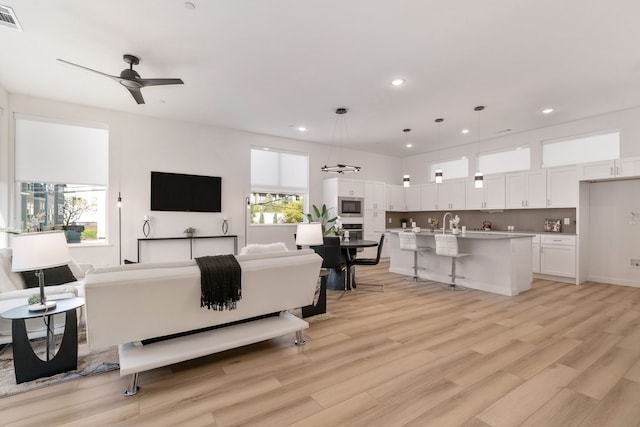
left=387, top=229, right=536, bottom=240
left=386, top=228, right=577, bottom=236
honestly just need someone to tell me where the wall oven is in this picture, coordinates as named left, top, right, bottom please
left=342, top=223, right=363, bottom=240
left=338, top=197, right=364, bottom=217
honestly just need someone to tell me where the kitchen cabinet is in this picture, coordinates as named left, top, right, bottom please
left=466, top=175, right=505, bottom=210
left=505, top=170, right=547, bottom=209
left=385, top=184, right=405, bottom=211
left=540, top=234, right=576, bottom=278
left=336, top=178, right=364, bottom=198
left=437, top=180, right=466, bottom=211
left=420, top=183, right=438, bottom=211
left=364, top=181, right=385, bottom=210
left=364, top=210, right=386, bottom=233
left=546, top=166, right=578, bottom=208
left=579, top=156, right=640, bottom=181
left=405, top=185, right=422, bottom=211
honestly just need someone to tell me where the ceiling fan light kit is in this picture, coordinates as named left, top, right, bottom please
left=56, top=54, right=184, bottom=104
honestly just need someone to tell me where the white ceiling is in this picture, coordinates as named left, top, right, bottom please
left=2, top=0, right=640, bottom=157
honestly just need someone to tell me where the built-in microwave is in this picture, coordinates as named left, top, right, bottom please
left=338, top=197, right=364, bottom=217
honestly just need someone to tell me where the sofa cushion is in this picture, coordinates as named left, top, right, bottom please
left=0, top=248, right=26, bottom=292
left=20, top=265, right=77, bottom=288
left=239, top=242, right=288, bottom=256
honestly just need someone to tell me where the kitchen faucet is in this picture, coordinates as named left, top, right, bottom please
left=442, top=212, right=452, bottom=234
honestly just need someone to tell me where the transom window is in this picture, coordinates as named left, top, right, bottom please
left=542, top=130, right=620, bottom=168
left=478, top=147, right=530, bottom=174
left=430, top=157, right=469, bottom=182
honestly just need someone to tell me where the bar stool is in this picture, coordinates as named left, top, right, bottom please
left=434, top=234, right=469, bottom=291
left=399, top=232, right=431, bottom=282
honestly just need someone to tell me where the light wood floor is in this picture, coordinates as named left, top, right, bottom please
left=2, top=261, right=640, bottom=426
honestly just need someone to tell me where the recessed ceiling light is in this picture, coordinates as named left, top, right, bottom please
left=461, top=129, right=470, bottom=134
left=405, top=143, right=413, bottom=148
left=391, top=79, right=406, bottom=86
left=542, top=108, right=554, bottom=114
left=297, top=126, right=307, bottom=132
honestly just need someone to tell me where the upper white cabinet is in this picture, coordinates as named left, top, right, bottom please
left=385, top=185, right=405, bottom=211
left=437, top=180, right=466, bottom=211
left=546, top=166, right=578, bottom=208
left=420, top=183, right=438, bottom=211
left=466, top=175, right=505, bottom=210
left=579, top=156, right=640, bottom=181
left=364, top=181, right=385, bottom=210
left=405, top=185, right=422, bottom=211
left=336, top=178, right=364, bottom=198
left=505, top=170, right=547, bottom=209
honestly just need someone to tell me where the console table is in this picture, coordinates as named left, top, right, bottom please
left=137, top=235, right=238, bottom=262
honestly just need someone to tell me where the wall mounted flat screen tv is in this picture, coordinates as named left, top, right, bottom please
left=151, top=171, right=222, bottom=212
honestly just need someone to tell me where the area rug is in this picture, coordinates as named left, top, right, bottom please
left=0, top=328, right=119, bottom=398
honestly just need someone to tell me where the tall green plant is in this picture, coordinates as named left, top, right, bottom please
left=305, top=204, right=338, bottom=236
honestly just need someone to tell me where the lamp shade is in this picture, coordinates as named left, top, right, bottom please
left=11, top=231, right=71, bottom=272
left=295, top=223, right=323, bottom=247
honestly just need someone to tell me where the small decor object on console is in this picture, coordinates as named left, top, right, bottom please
left=184, top=227, right=196, bottom=238
left=143, top=216, right=151, bottom=238
left=222, top=217, right=229, bottom=235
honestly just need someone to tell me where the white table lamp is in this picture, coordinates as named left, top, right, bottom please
left=11, top=231, right=71, bottom=311
left=295, top=223, right=323, bottom=248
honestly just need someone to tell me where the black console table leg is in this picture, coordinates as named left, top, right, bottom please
left=12, top=310, right=78, bottom=384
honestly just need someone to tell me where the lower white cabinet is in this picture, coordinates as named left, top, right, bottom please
left=539, top=234, right=576, bottom=278
left=531, top=235, right=541, bottom=273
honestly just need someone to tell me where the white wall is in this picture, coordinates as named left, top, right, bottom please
left=0, top=85, right=9, bottom=248
left=587, top=179, right=640, bottom=287
left=6, top=94, right=401, bottom=265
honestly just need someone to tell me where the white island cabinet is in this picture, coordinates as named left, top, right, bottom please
left=388, top=230, right=534, bottom=296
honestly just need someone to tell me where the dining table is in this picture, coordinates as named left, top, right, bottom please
left=326, top=238, right=378, bottom=291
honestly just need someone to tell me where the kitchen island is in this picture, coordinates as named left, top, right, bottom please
left=388, top=229, right=535, bottom=296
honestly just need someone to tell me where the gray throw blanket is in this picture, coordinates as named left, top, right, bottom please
left=195, top=255, right=242, bottom=311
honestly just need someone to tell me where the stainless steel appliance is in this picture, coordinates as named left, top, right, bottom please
left=338, top=197, right=364, bottom=217
left=342, top=223, right=363, bottom=240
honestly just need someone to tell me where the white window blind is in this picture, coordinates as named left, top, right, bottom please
left=542, top=131, right=619, bottom=168
left=430, top=157, right=469, bottom=181
left=479, top=147, right=530, bottom=174
left=251, top=147, right=308, bottom=193
left=15, top=115, right=109, bottom=185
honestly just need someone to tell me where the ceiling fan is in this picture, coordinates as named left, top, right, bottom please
left=56, top=54, right=184, bottom=104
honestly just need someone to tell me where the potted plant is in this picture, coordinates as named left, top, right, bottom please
left=305, top=204, right=338, bottom=236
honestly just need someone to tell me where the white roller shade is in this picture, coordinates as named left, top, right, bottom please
left=251, top=147, right=308, bottom=193
left=15, top=115, right=109, bottom=185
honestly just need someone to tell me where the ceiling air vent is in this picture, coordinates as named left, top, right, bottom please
left=0, top=5, right=22, bottom=31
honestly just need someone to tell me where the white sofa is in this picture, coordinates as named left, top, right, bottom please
left=84, top=248, right=322, bottom=396
left=0, top=248, right=91, bottom=345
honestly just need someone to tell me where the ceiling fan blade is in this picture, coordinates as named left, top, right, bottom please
left=126, top=87, right=145, bottom=104
left=138, top=78, right=184, bottom=87
left=56, top=58, right=119, bottom=81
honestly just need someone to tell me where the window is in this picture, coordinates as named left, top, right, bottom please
left=250, top=147, right=308, bottom=224
left=542, top=130, right=620, bottom=168
left=430, top=157, right=469, bottom=182
left=14, top=115, right=108, bottom=243
left=478, top=147, right=530, bottom=174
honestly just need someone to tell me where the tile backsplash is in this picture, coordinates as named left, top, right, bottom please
left=386, top=208, right=577, bottom=234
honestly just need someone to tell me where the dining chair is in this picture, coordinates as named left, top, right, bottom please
left=347, top=234, right=385, bottom=292
left=434, top=234, right=469, bottom=291
left=313, top=236, right=347, bottom=290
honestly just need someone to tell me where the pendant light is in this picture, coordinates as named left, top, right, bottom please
left=403, top=128, right=411, bottom=187
left=474, top=106, right=485, bottom=189
left=321, top=107, right=361, bottom=174
left=434, top=118, right=444, bottom=183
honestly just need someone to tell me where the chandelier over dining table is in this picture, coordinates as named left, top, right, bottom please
left=321, top=108, right=362, bottom=174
